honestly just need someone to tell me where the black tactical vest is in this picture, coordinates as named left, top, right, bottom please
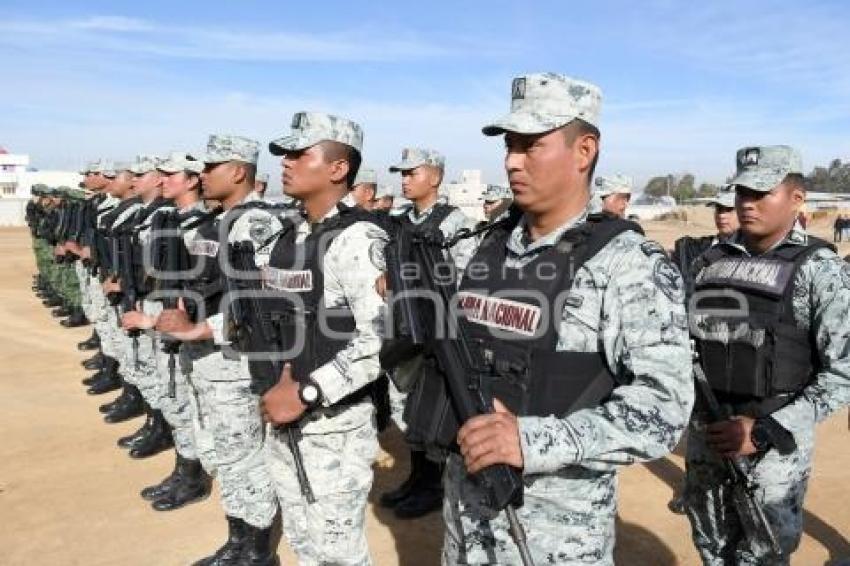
left=692, top=236, right=833, bottom=417
left=130, top=198, right=171, bottom=297
left=457, top=213, right=641, bottom=417
left=260, top=204, right=380, bottom=391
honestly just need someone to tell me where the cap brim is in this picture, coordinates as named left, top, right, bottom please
left=388, top=160, right=425, bottom=173
left=730, top=171, right=785, bottom=193
left=482, top=111, right=574, bottom=136
left=269, top=134, right=321, bottom=156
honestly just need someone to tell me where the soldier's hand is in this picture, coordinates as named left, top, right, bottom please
left=122, top=310, right=155, bottom=331
left=375, top=273, right=388, bottom=299
left=80, top=246, right=91, bottom=259
left=155, top=308, right=209, bottom=341
left=260, top=363, right=306, bottom=425
left=706, top=416, right=758, bottom=457
left=457, top=398, right=524, bottom=474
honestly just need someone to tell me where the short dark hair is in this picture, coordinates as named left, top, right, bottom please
left=782, top=173, right=807, bottom=192
left=319, top=141, right=362, bottom=188
left=561, top=119, right=601, bottom=181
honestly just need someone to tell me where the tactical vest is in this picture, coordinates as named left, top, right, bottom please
left=404, top=213, right=640, bottom=448
left=130, top=198, right=171, bottom=297
left=256, top=203, right=379, bottom=395
left=692, top=237, right=833, bottom=417
left=96, top=197, right=142, bottom=278
left=398, top=203, right=455, bottom=233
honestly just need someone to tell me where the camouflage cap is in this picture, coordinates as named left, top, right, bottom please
left=157, top=151, right=204, bottom=174
left=269, top=111, right=364, bottom=155
left=79, top=159, right=102, bottom=175
left=129, top=154, right=164, bottom=175
left=102, top=161, right=132, bottom=178
left=729, top=145, right=802, bottom=192
left=594, top=174, right=633, bottom=197
left=31, top=183, right=48, bottom=196
left=353, top=167, right=377, bottom=186
left=389, top=147, right=445, bottom=172
left=202, top=134, right=260, bottom=165
left=482, top=72, right=602, bottom=136
left=374, top=184, right=395, bottom=199
left=482, top=184, right=512, bottom=201
left=706, top=187, right=736, bottom=209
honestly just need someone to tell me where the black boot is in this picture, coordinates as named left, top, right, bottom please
left=141, top=452, right=184, bottom=500
left=86, top=358, right=121, bottom=395
left=192, top=516, right=247, bottom=566
left=99, top=382, right=130, bottom=413
left=104, top=384, right=144, bottom=423
left=117, top=410, right=154, bottom=449
left=43, top=294, right=62, bottom=307
left=151, top=455, right=211, bottom=511
left=61, top=308, right=89, bottom=327
left=239, top=524, right=278, bottom=566
left=393, top=452, right=444, bottom=519
left=82, top=352, right=105, bottom=371
left=52, top=305, right=71, bottom=318
left=81, top=356, right=114, bottom=385
left=129, top=410, right=173, bottom=458
left=78, top=330, right=100, bottom=351
left=379, top=449, right=421, bottom=509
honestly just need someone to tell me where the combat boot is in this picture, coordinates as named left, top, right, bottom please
left=99, top=385, right=128, bottom=413
left=77, top=330, right=100, bottom=351
left=43, top=294, right=62, bottom=307
left=52, top=305, right=71, bottom=318
left=82, top=355, right=114, bottom=385
left=86, top=358, right=121, bottom=395
left=238, top=524, right=279, bottom=566
left=192, top=516, right=247, bottom=566
left=379, top=449, right=422, bottom=508
left=82, top=352, right=104, bottom=370
left=392, top=452, right=444, bottom=519
left=104, top=384, right=144, bottom=423
left=61, top=308, right=89, bottom=327
left=118, top=409, right=154, bottom=448
left=151, top=455, right=211, bottom=510
left=129, top=410, right=173, bottom=458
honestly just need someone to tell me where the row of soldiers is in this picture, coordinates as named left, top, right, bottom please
left=26, top=71, right=850, bottom=566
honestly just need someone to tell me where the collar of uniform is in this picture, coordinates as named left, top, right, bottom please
left=506, top=200, right=592, bottom=257
left=179, top=201, right=206, bottom=213
left=725, top=220, right=808, bottom=256
left=341, top=192, right=357, bottom=207
left=408, top=201, right=438, bottom=222
left=297, top=200, right=343, bottom=235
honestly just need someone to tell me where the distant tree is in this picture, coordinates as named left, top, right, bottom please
left=696, top=183, right=719, bottom=197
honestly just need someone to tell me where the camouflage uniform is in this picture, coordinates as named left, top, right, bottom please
left=685, top=146, right=850, bottom=565
left=260, top=112, right=386, bottom=564
left=189, top=135, right=279, bottom=530
left=442, top=73, right=694, bottom=565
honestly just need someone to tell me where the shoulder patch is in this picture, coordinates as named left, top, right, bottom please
left=653, top=255, right=685, bottom=303
left=248, top=215, right=274, bottom=243
left=640, top=240, right=668, bottom=258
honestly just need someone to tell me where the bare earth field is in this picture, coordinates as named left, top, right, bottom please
left=0, top=219, right=848, bottom=565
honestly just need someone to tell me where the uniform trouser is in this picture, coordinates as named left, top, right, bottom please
left=155, top=340, right=198, bottom=459
left=388, top=378, right=407, bottom=433
left=53, top=262, right=81, bottom=307
left=75, top=261, right=91, bottom=315
left=684, top=420, right=813, bottom=565
left=117, top=329, right=168, bottom=411
left=188, top=348, right=277, bottom=528
left=33, top=239, right=50, bottom=279
left=265, top=406, right=378, bottom=566
left=442, top=454, right=617, bottom=565
left=94, top=299, right=120, bottom=360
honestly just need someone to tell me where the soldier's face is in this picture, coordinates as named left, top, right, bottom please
left=736, top=183, right=803, bottom=239
left=281, top=145, right=333, bottom=199
left=161, top=171, right=196, bottom=200
left=375, top=196, right=393, bottom=211
left=483, top=201, right=498, bottom=216
left=200, top=161, right=240, bottom=200
left=351, top=183, right=376, bottom=209
left=108, top=172, right=134, bottom=198
left=504, top=128, right=594, bottom=214
left=132, top=171, right=161, bottom=199
left=91, top=173, right=109, bottom=190
left=602, top=193, right=630, bottom=218
left=714, top=205, right=739, bottom=237
left=401, top=166, right=438, bottom=201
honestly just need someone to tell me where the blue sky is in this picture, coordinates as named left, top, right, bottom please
left=1, top=0, right=849, bottom=193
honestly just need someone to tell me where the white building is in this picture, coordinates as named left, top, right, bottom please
left=443, top=169, right=487, bottom=221
left=0, top=148, right=82, bottom=226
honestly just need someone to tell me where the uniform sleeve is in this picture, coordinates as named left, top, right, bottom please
left=771, top=251, right=850, bottom=436
left=518, top=236, right=694, bottom=474
left=310, top=222, right=388, bottom=405
left=440, top=209, right=478, bottom=275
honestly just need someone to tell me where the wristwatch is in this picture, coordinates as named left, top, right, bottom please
left=298, top=379, right=323, bottom=408
left=750, top=418, right=774, bottom=452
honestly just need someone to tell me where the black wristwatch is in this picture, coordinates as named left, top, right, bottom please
left=750, top=417, right=797, bottom=455
left=298, top=379, right=323, bottom=408
left=750, top=418, right=774, bottom=452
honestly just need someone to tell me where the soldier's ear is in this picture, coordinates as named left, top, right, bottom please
left=327, top=158, right=350, bottom=185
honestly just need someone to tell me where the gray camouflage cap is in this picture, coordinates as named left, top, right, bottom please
left=389, top=147, right=445, bottom=172
left=594, top=173, right=633, bottom=197
left=79, top=159, right=102, bottom=175
left=157, top=151, right=204, bottom=174
left=706, top=187, right=735, bottom=209
left=129, top=154, right=164, bottom=175
left=102, top=161, right=132, bottom=178
left=729, top=145, right=802, bottom=192
left=482, top=184, right=512, bottom=201
left=353, top=167, right=377, bottom=186
left=202, top=134, right=260, bottom=165
left=269, top=111, right=364, bottom=154
left=483, top=72, right=602, bottom=136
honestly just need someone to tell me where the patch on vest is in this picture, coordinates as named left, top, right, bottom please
left=248, top=216, right=274, bottom=243
left=696, top=257, right=794, bottom=297
left=262, top=266, right=313, bottom=292
left=187, top=238, right=219, bottom=257
left=457, top=292, right=541, bottom=337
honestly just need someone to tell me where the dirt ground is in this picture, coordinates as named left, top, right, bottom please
left=0, top=221, right=848, bottom=566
